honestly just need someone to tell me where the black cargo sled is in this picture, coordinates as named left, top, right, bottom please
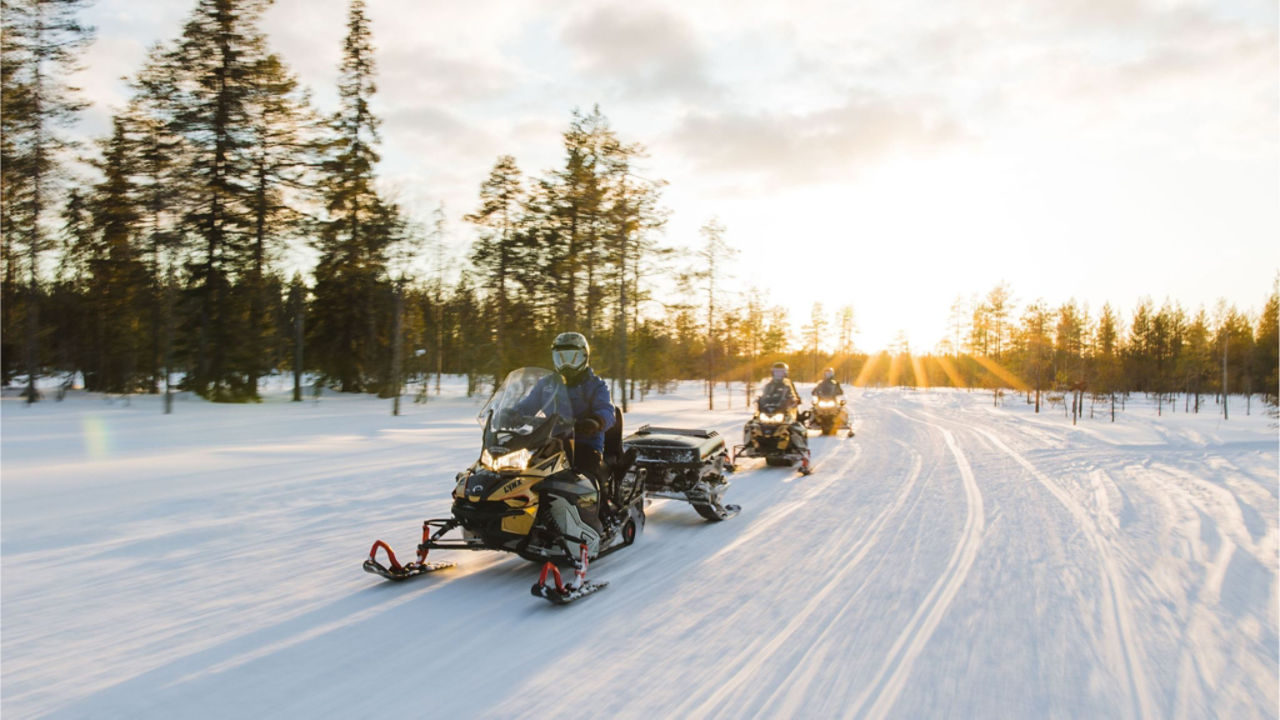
left=621, top=425, right=740, bottom=521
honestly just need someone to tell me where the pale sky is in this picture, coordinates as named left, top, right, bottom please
left=72, top=0, right=1279, bottom=352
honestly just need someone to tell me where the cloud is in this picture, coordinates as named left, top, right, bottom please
left=560, top=3, right=720, bottom=101
left=378, top=47, right=520, bottom=105
left=668, top=96, right=966, bottom=186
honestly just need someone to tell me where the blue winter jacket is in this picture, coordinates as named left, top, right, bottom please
left=564, top=368, right=615, bottom=452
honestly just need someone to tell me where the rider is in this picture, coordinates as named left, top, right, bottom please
left=550, top=331, right=615, bottom=482
left=812, top=367, right=844, bottom=399
left=760, top=362, right=808, bottom=458
left=762, top=361, right=802, bottom=410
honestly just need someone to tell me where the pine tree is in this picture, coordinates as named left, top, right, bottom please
left=835, top=305, right=856, bottom=382
left=1020, top=300, right=1052, bottom=412
left=310, top=0, right=390, bottom=392
left=801, top=302, right=827, bottom=381
left=83, top=117, right=150, bottom=392
left=1256, top=286, right=1278, bottom=409
left=0, top=0, right=93, bottom=401
left=465, top=155, right=523, bottom=381
left=110, top=49, right=188, bottom=401
left=602, top=147, right=666, bottom=411
left=244, top=52, right=314, bottom=394
left=163, top=0, right=273, bottom=400
left=691, top=217, right=736, bottom=409
left=1093, top=303, right=1123, bottom=421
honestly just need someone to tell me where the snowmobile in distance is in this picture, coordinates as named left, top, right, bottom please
left=363, top=367, right=645, bottom=605
left=622, top=425, right=740, bottom=521
left=730, top=391, right=812, bottom=475
left=808, top=393, right=854, bottom=438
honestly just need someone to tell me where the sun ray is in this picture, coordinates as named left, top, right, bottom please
left=971, top=354, right=1027, bottom=391
left=933, top=354, right=965, bottom=388
left=910, top=353, right=929, bottom=388
left=887, top=353, right=903, bottom=387
left=854, top=351, right=887, bottom=387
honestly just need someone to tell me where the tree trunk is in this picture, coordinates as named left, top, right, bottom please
left=390, top=285, right=403, bottom=415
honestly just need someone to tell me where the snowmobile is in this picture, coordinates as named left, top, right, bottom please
left=808, top=393, right=854, bottom=438
left=363, top=367, right=645, bottom=605
left=730, top=390, right=812, bottom=474
left=621, top=425, right=740, bottom=521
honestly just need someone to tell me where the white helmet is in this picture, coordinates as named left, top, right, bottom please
left=551, top=332, right=589, bottom=377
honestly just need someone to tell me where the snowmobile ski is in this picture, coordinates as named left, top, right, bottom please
left=363, top=539, right=455, bottom=581
left=531, top=578, right=609, bottom=605
left=696, top=502, right=740, bottom=520
left=530, top=547, right=606, bottom=605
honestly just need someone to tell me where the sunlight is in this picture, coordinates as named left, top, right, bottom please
left=910, top=354, right=930, bottom=389
left=853, top=352, right=888, bottom=387
left=933, top=354, right=965, bottom=388
left=970, top=355, right=1028, bottom=391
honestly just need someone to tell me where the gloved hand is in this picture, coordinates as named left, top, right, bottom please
left=574, top=416, right=601, bottom=435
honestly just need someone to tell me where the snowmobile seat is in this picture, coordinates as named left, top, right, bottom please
left=603, top=406, right=624, bottom=472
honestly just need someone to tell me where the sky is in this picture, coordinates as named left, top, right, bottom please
left=70, top=0, right=1279, bottom=353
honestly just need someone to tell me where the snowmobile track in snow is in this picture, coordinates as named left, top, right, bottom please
left=845, top=409, right=986, bottom=720
left=960, top=417, right=1157, bottom=720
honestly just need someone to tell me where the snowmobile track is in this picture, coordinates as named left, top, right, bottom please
left=963, top=420, right=1157, bottom=720
left=846, top=410, right=986, bottom=720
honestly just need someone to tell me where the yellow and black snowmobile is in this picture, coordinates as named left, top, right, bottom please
left=808, top=393, right=854, bottom=438
left=731, top=386, right=812, bottom=475
left=363, top=367, right=645, bottom=605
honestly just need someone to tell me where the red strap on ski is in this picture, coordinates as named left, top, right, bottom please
left=369, top=540, right=403, bottom=572
left=538, top=561, right=566, bottom=593
left=575, top=543, right=589, bottom=587
left=416, top=521, right=433, bottom=563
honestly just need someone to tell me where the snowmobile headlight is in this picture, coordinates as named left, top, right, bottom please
left=816, top=399, right=837, bottom=409
left=760, top=412, right=787, bottom=424
left=481, top=447, right=533, bottom=473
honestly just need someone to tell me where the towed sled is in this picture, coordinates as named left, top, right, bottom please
left=363, top=367, right=644, bottom=605
left=622, top=425, right=739, bottom=521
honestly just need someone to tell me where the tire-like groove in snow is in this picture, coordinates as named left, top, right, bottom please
left=845, top=409, right=986, bottom=720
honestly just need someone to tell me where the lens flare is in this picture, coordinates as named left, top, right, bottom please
left=82, top=416, right=111, bottom=460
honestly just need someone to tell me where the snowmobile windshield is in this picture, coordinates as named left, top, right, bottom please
left=478, top=367, right=574, bottom=450
left=757, top=381, right=794, bottom=414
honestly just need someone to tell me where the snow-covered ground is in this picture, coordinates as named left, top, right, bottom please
left=3, top=379, right=1277, bottom=719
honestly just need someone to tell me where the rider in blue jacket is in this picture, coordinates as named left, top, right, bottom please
left=551, top=332, right=615, bottom=479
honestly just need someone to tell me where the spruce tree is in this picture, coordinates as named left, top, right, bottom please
left=244, top=52, right=314, bottom=394
left=83, top=117, right=150, bottom=392
left=310, top=0, right=390, bottom=393
left=164, top=0, right=272, bottom=400
left=0, top=0, right=93, bottom=401
left=465, top=155, right=523, bottom=381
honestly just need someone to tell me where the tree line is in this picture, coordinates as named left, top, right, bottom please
left=2, top=0, right=1275, bottom=421
left=866, top=284, right=1278, bottom=420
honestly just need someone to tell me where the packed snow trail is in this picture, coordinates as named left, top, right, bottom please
left=2, top=383, right=1276, bottom=719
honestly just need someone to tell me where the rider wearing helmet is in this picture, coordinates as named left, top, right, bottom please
left=760, top=361, right=808, bottom=458
left=813, top=367, right=844, bottom=400
left=762, top=361, right=802, bottom=410
left=550, top=332, right=615, bottom=481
